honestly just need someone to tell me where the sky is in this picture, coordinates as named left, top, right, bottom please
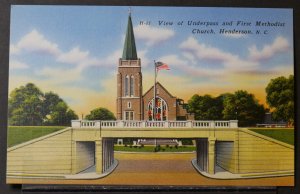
left=9, top=6, right=294, bottom=117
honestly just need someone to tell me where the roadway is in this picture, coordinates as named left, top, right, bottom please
left=7, top=152, right=293, bottom=186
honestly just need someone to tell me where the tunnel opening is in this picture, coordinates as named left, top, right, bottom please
left=75, top=141, right=96, bottom=173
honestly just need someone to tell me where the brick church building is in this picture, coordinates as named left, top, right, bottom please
left=116, top=13, right=194, bottom=121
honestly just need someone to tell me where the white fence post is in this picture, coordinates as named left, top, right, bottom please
left=95, top=120, right=101, bottom=128
left=164, top=121, right=169, bottom=128
left=186, top=120, right=192, bottom=128
left=210, top=121, right=215, bottom=128
left=141, top=121, right=146, bottom=128
left=71, top=120, right=81, bottom=128
left=229, top=120, right=238, bottom=128
left=117, top=120, right=124, bottom=128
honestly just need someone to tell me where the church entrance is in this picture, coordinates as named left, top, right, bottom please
left=147, top=97, right=168, bottom=121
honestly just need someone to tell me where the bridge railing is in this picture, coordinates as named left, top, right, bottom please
left=71, top=120, right=238, bottom=129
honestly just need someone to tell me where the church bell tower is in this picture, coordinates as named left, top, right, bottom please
left=116, top=13, right=143, bottom=120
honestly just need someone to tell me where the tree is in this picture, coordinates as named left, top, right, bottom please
left=223, top=90, right=265, bottom=127
left=42, top=92, right=78, bottom=125
left=85, top=107, right=116, bottom=120
left=43, top=92, right=63, bottom=117
left=188, top=94, right=224, bottom=120
left=8, top=83, right=44, bottom=125
left=266, top=75, right=294, bottom=125
left=8, top=83, right=78, bottom=126
left=44, top=101, right=78, bottom=126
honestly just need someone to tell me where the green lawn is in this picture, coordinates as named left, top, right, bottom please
left=7, top=126, right=66, bottom=148
left=114, top=145, right=196, bottom=152
left=249, top=128, right=294, bottom=145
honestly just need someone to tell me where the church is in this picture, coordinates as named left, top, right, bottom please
left=116, top=13, right=194, bottom=121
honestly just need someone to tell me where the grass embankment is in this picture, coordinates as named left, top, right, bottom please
left=7, top=126, right=66, bottom=148
left=249, top=128, right=294, bottom=145
left=114, top=145, right=196, bottom=152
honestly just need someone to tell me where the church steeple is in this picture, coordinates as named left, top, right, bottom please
left=117, top=11, right=142, bottom=121
left=122, top=13, right=138, bottom=60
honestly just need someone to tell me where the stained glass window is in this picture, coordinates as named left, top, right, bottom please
left=147, top=97, right=168, bottom=121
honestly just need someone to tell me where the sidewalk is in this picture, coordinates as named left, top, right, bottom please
left=191, top=159, right=294, bottom=179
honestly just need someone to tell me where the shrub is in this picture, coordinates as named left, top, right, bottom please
left=154, top=145, right=161, bottom=152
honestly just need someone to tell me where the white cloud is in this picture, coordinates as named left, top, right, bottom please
left=9, top=60, right=29, bottom=70
left=182, top=52, right=196, bottom=64
left=12, top=29, right=61, bottom=56
left=158, top=54, right=222, bottom=77
left=134, top=25, right=175, bottom=46
left=100, top=49, right=122, bottom=68
left=179, top=36, right=234, bottom=63
left=248, top=36, right=290, bottom=61
left=36, top=67, right=82, bottom=84
left=179, top=36, right=259, bottom=72
left=57, top=46, right=89, bottom=64
left=139, top=50, right=151, bottom=67
left=159, top=54, right=187, bottom=67
left=57, top=46, right=106, bottom=72
left=72, top=48, right=125, bottom=71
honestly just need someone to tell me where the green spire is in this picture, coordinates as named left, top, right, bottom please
left=122, top=13, right=138, bottom=60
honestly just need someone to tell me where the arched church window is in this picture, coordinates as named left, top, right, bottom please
left=130, top=75, right=134, bottom=96
left=147, top=97, right=168, bottom=121
left=125, top=75, right=129, bottom=96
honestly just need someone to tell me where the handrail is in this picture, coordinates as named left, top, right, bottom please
left=71, top=120, right=238, bottom=128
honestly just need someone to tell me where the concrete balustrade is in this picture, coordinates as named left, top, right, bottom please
left=72, top=120, right=239, bottom=129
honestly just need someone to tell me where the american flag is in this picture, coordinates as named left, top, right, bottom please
left=155, top=61, right=170, bottom=71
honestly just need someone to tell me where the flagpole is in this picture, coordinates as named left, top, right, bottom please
left=154, top=60, right=157, bottom=148
left=153, top=60, right=156, bottom=121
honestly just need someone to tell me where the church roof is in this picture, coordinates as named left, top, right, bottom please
left=122, top=14, right=138, bottom=60
left=143, top=82, right=175, bottom=99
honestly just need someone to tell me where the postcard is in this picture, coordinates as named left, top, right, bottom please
left=6, top=6, right=294, bottom=187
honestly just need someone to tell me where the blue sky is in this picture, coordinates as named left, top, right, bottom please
left=9, top=6, right=293, bottom=116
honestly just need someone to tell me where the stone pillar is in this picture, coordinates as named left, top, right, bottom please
left=203, top=139, right=208, bottom=172
left=196, top=138, right=208, bottom=172
left=102, top=138, right=115, bottom=173
left=107, top=139, right=110, bottom=170
left=104, top=139, right=107, bottom=172
left=104, top=139, right=114, bottom=171
left=208, top=137, right=216, bottom=174
left=196, top=139, right=202, bottom=170
left=95, top=139, right=103, bottom=174
left=111, top=139, right=114, bottom=166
